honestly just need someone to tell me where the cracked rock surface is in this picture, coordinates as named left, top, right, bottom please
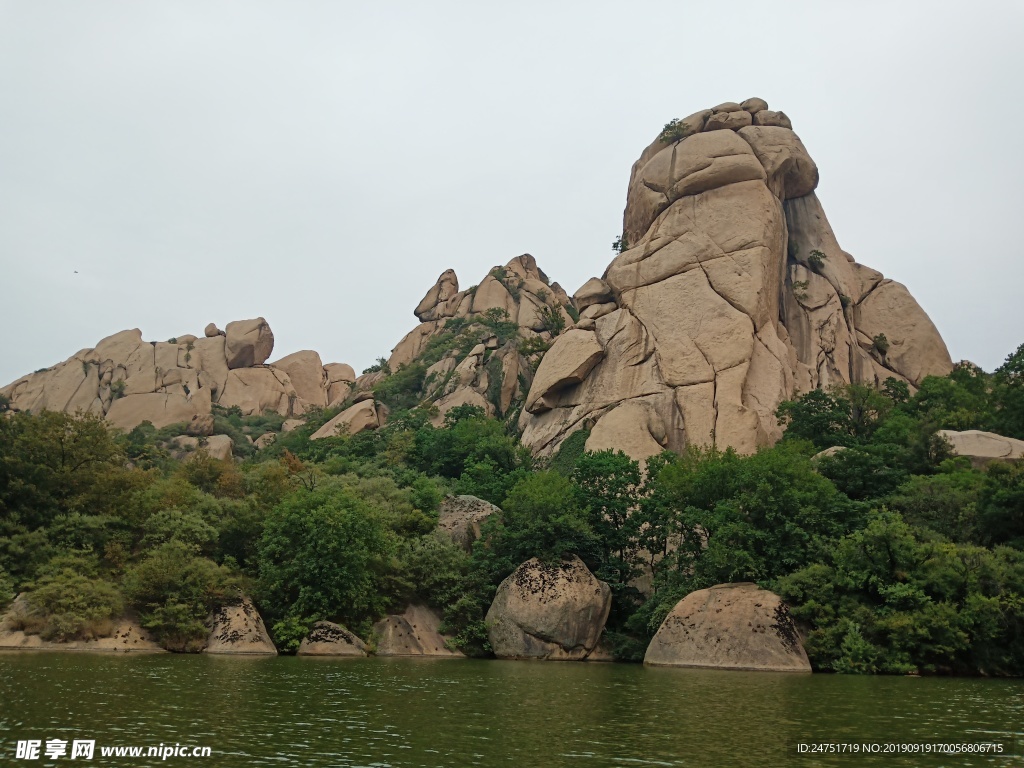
left=644, top=583, right=810, bottom=672
left=520, top=98, right=952, bottom=463
left=486, top=556, right=611, bottom=661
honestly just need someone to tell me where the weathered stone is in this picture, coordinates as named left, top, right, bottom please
left=580, top=302, right=617, bottom=321
left=645, top=583, right=810, bottom=672
left=705, top=110, right=753, bottom=131
left=471, top=275, right=516, bottom=318
left=437, top=495, right=500, bottom=551
left=855, top=279, right=953, bottom=386
left=585, top=401, right=667, bottom=465
left=204, top=323, right=223, bottom=338
left=737, top=125, right=819, bottom=199
left=271, top=350, right=327, bottom=408
left=218, top=368, right=300, bottom=417
left=938, top=429, right=1024, bottom=467
left=105, top=393, right=200, bottom=431
left=752, top=110, right=793, bottom=129
left=254, top=433, right=276, bottom=450
left=415, top=269, right=460, bottom=321
left=574, top=277, right=614, bottom=311
left=309, top=399, right=381, bottom=439
left=741, top=97, right=769, bottom=113
left=297, top=621, right=368, bottom=656
left=486, top=556, right=611, bottom=661
left=224, top=318, right=275, bottom=369
left=525, top=330, right=605, bottom=413
left=204, top=595, right=276, bottom=655
left=519, top=101, right=953, bottom=463
left=194, top=434, right=234, bottom=462
left=186, top=412, right=214, bottom=436
left=372, top=605, right=463, bottom=657
left=0, top=597, right=166, bottom=653
left=429, top=388, right=494, bottom=426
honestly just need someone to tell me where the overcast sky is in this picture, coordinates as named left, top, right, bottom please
left=2, top=1, right=1022, bottom=388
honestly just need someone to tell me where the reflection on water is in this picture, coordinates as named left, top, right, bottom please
left=1, top=653, right=1021, bottom=767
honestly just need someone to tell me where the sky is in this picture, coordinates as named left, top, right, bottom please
left=1, top=1, right=1022, bottom=387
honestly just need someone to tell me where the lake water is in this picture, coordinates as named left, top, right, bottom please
left=1, top=653, right=1021, bottom=767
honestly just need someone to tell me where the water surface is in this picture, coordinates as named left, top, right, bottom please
left=1, top=653, right=1021, bottom=766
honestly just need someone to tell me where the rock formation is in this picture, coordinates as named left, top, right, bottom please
left=938, top=429, right=1024, bottom=468
left=371, top=254, right=576, bottom=424
left=486, top=556, right=611, bottom=660
left=204, top=595, right=277, bottom=655
left=1, top=318, right=356, bottom=435
left=644, top=583, right=810, bottom=672
left=309, top=399, right=384, bottom=440
left=371, top=604, right=463, bottom=657
left=519, top=98, right=953, bottom=462
left=436, top=495, right=500, bottom=551
left=2, top=99, right=956, bottom=462
left=297, top=621, right=368, bottom=656
left=0, top=596, right=166, bottom=653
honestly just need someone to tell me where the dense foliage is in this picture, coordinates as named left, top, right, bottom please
left=0, top=342, right=1022, bottom=675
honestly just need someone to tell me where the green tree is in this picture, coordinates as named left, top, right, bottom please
left=776, top=389, right=855, bottom=449
left=992, top=342, right=1024, bottom=439
left=257, top=485, right=395, bottom=636
left=122, top=541, right=238, bottom=651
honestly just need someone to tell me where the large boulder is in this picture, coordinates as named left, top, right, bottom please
left=938, top=429, right=1024, bottom=468
left=372, top=605, right=463, bottom=657
left=271, top=350, right=328, bottom=408
left=309, top=399, right=382, bottom=439
left=198, top=434, right=234, bottom=462
left=105, top=392, right=200, bottom=431
left=224, top=317, right=275, bottom=369
left=204, top=595, right=277, bottom=655
left=644, top=583, right=810, bottom=672
left=486, top=556, right=611, bottom=661
left=297, top=621, right=368, bottom=657
left=437, top=495, right=500, bottom=551
left=519, top=99, right=952, bottom=461
left=415, top=269, right=460, bottom=321
left=525, top=330, right=605, bottom=413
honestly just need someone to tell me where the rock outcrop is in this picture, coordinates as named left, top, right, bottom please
left=369, top=254, right=575, bottom=422
left=938, top=429, right=1024, bottom=468
left=297, top=621, right=368, bottom=657
left=519, top=98, right=953, bottom=463
left=204, top=596, right=277, bottom=655
left=486, top=556, right=611, bottom=660
left=0, top=596, right=166, bottom=653
left=371, top=604, right=463, bottom=657
left=309, top=399, right=383, bottom=439
left=1, top=319, right=357, bottom=434
left=436, top=495, right=500, bottom=551
left=644, top=583, right=810, bottom=672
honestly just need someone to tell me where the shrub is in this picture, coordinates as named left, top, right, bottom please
left=27, top=556, right=124, bottom=641
left=658, top=119, right=690, bottom=144
left=110, top=380, right=126, bottom=400
left=0, top=567, right=13, bottom=609
left=873, top=333, right=890, bottom=356
left=612, top=235, right=629, bottom=253
left=807, top=249, right=827, bottom=270
left=362, top=357, right=391, bottom=375
left=538, top=305, right=566, bottom=336
left=122, top=541, right=239, bottom=651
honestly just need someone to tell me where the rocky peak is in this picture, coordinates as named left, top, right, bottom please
left=519, top=98, right=953, bottom=463
left=376, top=253, right=577, bottom=424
